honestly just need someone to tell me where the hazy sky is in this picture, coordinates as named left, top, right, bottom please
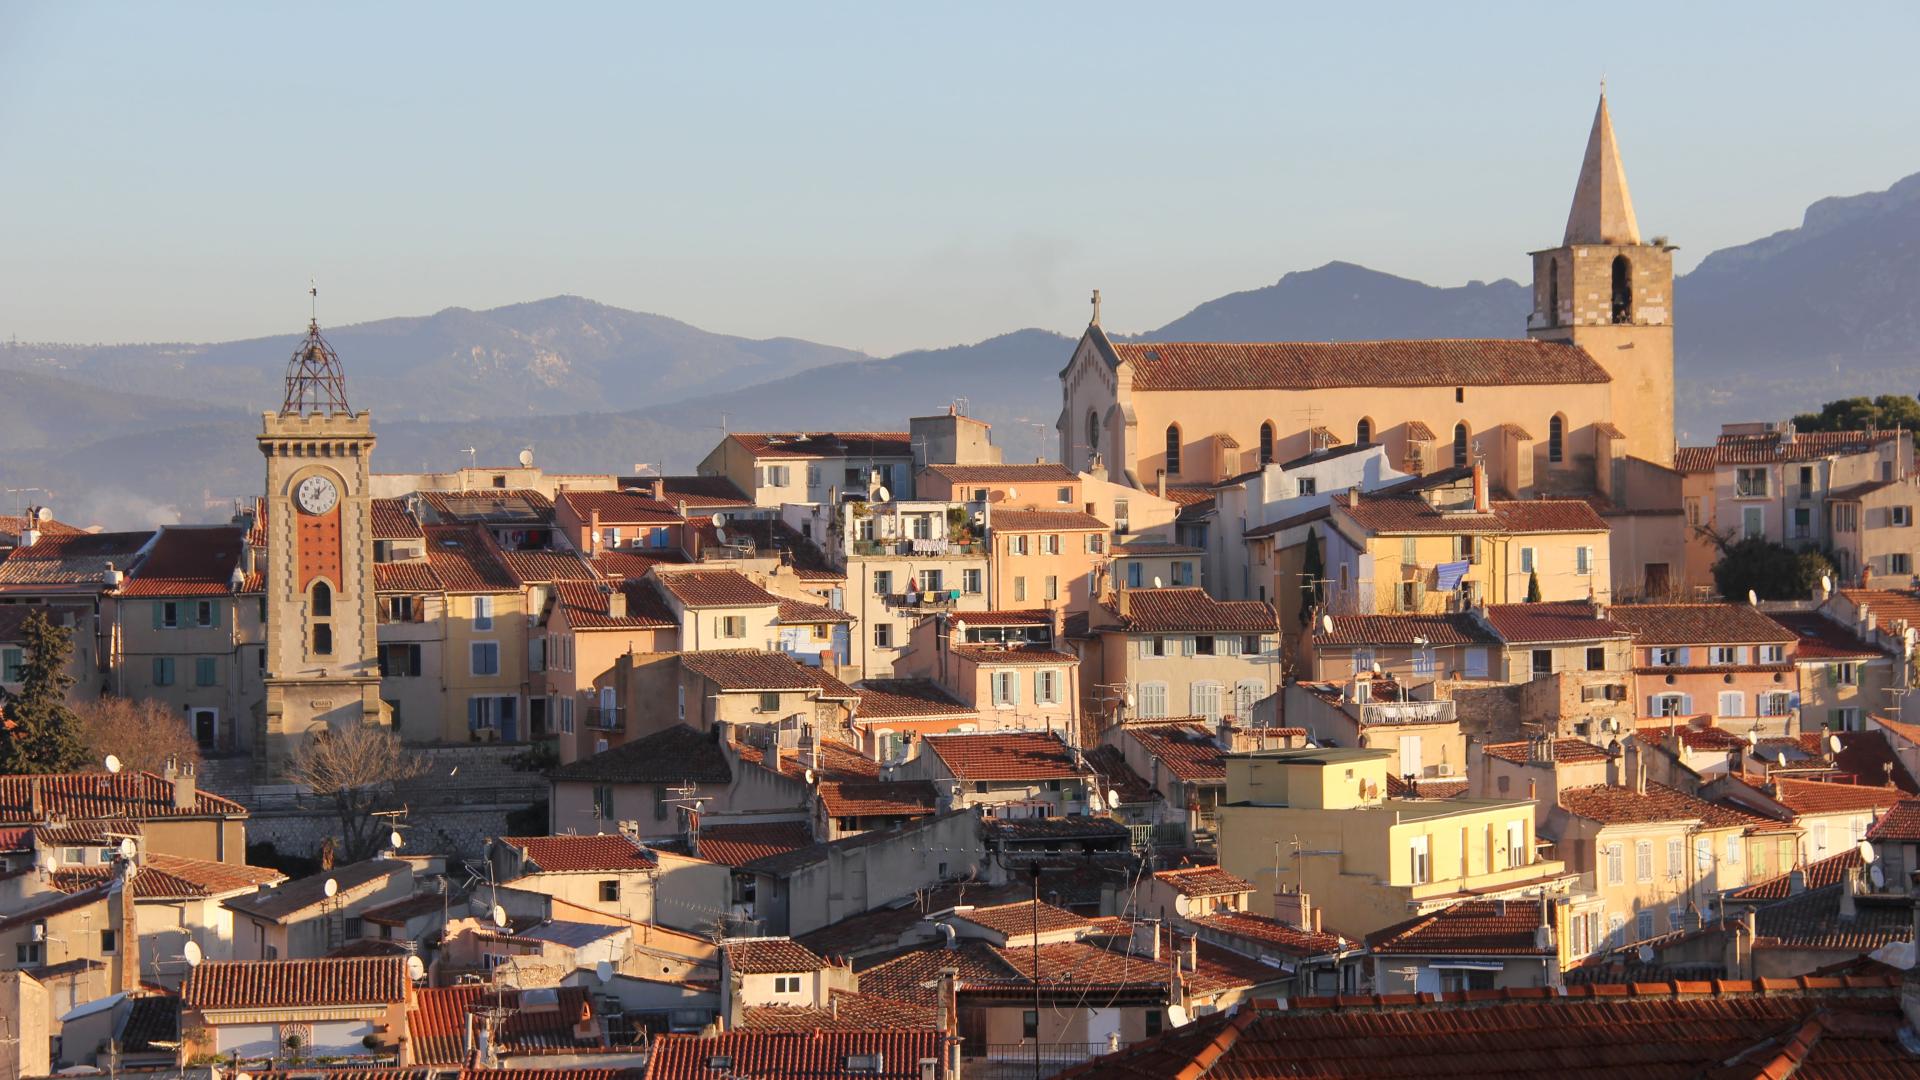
left=3, top=2, right=1917, bottom=355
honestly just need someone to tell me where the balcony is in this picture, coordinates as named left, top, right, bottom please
left=1357, top=698, right=1454, bottom=726
left=970, top=1043, right=1129, bottom=1079
left=586, top=705, right=623, bottom=731
left=851, top=537, right=987, bottom=557
left=880, top=590, right=964, bottom=610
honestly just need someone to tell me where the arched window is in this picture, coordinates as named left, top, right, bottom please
left=1611, top=255, right=1632, bottom=324
left=1549, top=414, right=1566, bottom=464
left=1165, top=425, right=1182, bottom=476
left=1453, top=423, right=1470, bottom=468
left=1258, top=422, right=1275, bottom=466
left=311, top=581, right=332, bottom=617
left=1356, top=417, right=1373, bottom=446
left=1546, top=258, right=1559, bottom=326
left=1085, top=410, right=1101, bottom=463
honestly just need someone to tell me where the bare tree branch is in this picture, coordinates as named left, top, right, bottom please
left=72, top=697, right=203, bottom=775
left=284, top=725, right=424, bottom=863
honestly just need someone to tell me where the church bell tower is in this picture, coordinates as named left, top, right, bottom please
left=257, top=315, right=386, bottom=765
left=1527, top=93, right=1676, bottom=466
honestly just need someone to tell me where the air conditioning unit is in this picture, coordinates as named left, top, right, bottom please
left=1434, top=763, right=1454, bottom=777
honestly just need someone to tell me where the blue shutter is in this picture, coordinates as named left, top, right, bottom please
left=152, top=603, right=164, bottom=630
left=208, top=601, right=222, bottom=629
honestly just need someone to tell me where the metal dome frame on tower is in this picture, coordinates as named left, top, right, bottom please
left=282, top=285, right=351, bottom=415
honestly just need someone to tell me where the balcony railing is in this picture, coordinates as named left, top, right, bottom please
left=969, top=1043, right=1128, bottom=1079
left=1356, top=698, right=1455, bottom=725
left=586, top=705, right=623, bottom=731
left=852, top=537, right=988, bottom=557
left=1735, top=480, right=1769, bottom=499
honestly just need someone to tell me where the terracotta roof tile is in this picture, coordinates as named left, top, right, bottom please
left=926, top=463, right=1079, bottom=484
left=645, top=1029, right=943, bottom=1080
left=739, top=990, right=937, bottom=1031
left=555, top=490, right=684, bottom=525
left=1318, top=613, right=1496, bottom=647
left=729, top=432, right=912, bottom=459
left=1771, top=612, right=1887, bottom=660
left=680, top=649, right=820, bottom=691
left=853, top=679, right=975, bottom=720
left=714, top=518, right=843, bottom=581
left=1101, top=588, right=1279, bottom=633
left=1754, top=884, right=1915, bottom=952
left=1338, top=489, right=1609, bottom=536
left=1385, top=775, right=1470, bottom=799
left=923, top=732, right=1085, bottom=781
left=1115, top=339, right=1609, bottom=391
left=746, top=739, right=877, bottom=784
left=1686, top=429, right=1900, bottom=468
left=1769, top=776, right=1907, bottom=815
left=409, top=984, right=600, bottom=1065
left=1481, top=738, right=1611, bottom=766
left=1606, top=603, right=1795, bottom=645
left=725, top=937, right=829, bottom=974
left=498, top=547, right=598, bottom=585
left=370, top=499, right=423, bottom=540
left=182, top=957, right=409, bottom=1009
left=115, top=526, right=246, bottom=597
left=1483, top=601, right=1631, bottom=643
left=1084, top=745, right=1156, bottom=805
left=1125, top=723, right=1227, bottom=783
left=588, top=549, right=689, bottom=580
left=818, top=780, right=937, bottom=819
left=53, top=853, right=281, bottom=899
left=1838, top=588, right=1920, bottom=630
left=0, top=531, right=153, bottom=591
left=419, top=489, right=553, bottom=524
left=0, top=771, right=247, bottom=823
left=359, top=892, right=453, bottom=926
left=691, top=821, right=815, bottom=868
left=548, top=724, right=732, bottom=785
left=1367, top=899, right=1554, bottom=955
left=946, top=644, right=1078, bottom=665
left=651, top=567, right=779, bottom=608
left=1560, top=782, right=1777, bottom=830
left=501, top=833, right=657, bottom=873
left=951, top=899, right=1090, bottom=938
left=423, top=525, right=517, bottom=593
left=1866, top=797, right=1920, bottom=842
left=552, top=579, right=676, bottom=630
left=990, top=509, right=1107, bottom=531
left=373, top=562, right=443, bottom=593
left=0, top=514, right=85, bottom=541
left=1188, top=910, right=1350, bottom=957
left=1152, top=865, right=1253, bottom=898
left=1730, top=848, right=1863, bottom=901
left=223, top=859, right=410, bottom=922
left=777, top=597, right=853, bottom=624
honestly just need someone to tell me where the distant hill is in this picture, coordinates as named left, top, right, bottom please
left=1144, top=261, right=1530, bottom=342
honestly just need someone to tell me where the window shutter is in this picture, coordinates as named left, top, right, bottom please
left=1182, top=636, right=1196, bottom=657
left=1679, top=647, right=1692, bottom=666
left=1137, top=638, right=1150, bottom=660
left=208, top=602, right=222, bottom=629
left=1680, top=694, right=1694, bottom=713
left=152, top=603, right=164, bottom=630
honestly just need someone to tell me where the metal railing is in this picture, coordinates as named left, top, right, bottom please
left=587, top=705, right=623, bottom=731
left=970, top=1043, right=1127, bottom=1079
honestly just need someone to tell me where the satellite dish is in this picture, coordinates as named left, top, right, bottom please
left=1871, top=863, right=1887, bottom=889
left=407, top=955, right=426, bottom=981
left=1745, top=729, right=1758, bottom=747
left=1088, top=792, right=1104, bottom=813
left=1371, top=662, right=1383, bottom=675
left=875, top=486, right=891, bottom=503
left=1858, top=839, right=1877, bottom=864
left=1828, top=734, right=1843, bottom=754
left=1152, top=576, right=1163, bottom=589
left=1321, top=614, right=1334, bottom=635
left=183, top=940, right=202, bottom=967
left=390, top=830, right=404, bottom=850
left=323, top=878, right=338, bottom=898
left=595, top=959, right=615, bottom=984
left=710, top=512, right=728, bottom=527
left=1007, top=487, right=1018, bottom=499
left=117, top=838, right=136, bottom=861
left=1123, top=692, right=1136, bottom=710
left=804, top=768, right=816, bottom=786
left=33, top=506, right=50, bottom=523
left=103, top=755, right=121, bottom=775
left=1636, top=944, right=1655, bottom=964
left=1107, top=788, right=1121, bottom=809
left=1821, top=574, right=1832, bottom=593
left=492, top=904, right=508, bottom=928
left=1776, top=751, right=1787, bottom=767
left=1747, top=589, right=1759, bottom=606
left=1166, top=1005, right=1189, bottom=1027
left=715, top=527, right=728, bottom=544
left=1172, top=894, right=1191, bottom=917
left=517, top=448, right=535, bottom=468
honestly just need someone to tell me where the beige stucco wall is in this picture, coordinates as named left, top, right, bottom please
left=443, top=588, right=528, bottom=742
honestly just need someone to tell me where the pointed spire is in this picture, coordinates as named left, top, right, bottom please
left=1563, top=93, right=1641, bottom=246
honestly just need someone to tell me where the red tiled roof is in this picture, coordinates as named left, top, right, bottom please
left=359, top=893, right=452, bottom=926
left=1114, top=339, right=1609, bottom=391
left=1559, top=782, right=1776, bottom=830
left=1084, top=745, right=1157, bottom=805
left=52, top=853, right=281, bottom=899
left=589, top=549, right=688, bottom=579
left=1152, top=865, right=1253, bottom=898
left=1338, top=489, right=1609, bottom=536
left=730, top=432, right=913, bottom=459
left=552, top=579, right=676, bottom=630
left=1385, top=775, right=1470, bottom=799
left=1866, top=797, right=1920, bottom=842
left=680, top=649, right=819, bottom=691
left=951, top=899, right=1090, bottom=937
left=1188, top=910, right=1349, bottom=957
left=818, top=779, right=937, bottom=819
left=502, top=833, right=657, bottom=873
left=370, top=498, right=423, bottom=540
left=854, top=679, right=974, bottom=720
left=946, top=644, right=1078, bottom=665
left=182, top=957, right=409, bottom=1009
left=990, top=509, right=1107, bottom=531
left=923, top=732, right=1085, bottom=781
left=747, top=739, right=877, bottom=784
left=725, top=937, right=829, bottom=973
left=1367, top=899, right=1554, bottom=955
left=1838, top=588, right=1920, bottom=629
left=1481, top=739, right=1611, bottom=766
left=692, top=821, right=815, bottom=868
left=423, top=525, right=517, bottom=593
left=115, top=526, right=245, bottom=597
left=1126, top=723, right=1226, bottom=783
left=1318, top=613, right=1495, bottom=647
left=1482, top=601, right=1630, bottom=643
left=499, top=547, right=598, bottom=585
left=409, top=984, right=600, bottom=1065
left=1691, top=429, right=1899, bottom=468
left=777, top=597, right=853, bottom=624
left=0, top=531, right=153, bottom=590
left=556, top=490, right=684, bottom=525
left=1769, top=776, right=1907, bottom=815
left=1607, top=603, right=1794, bottom=645
left=645, top=1030, right=942, bottom=1080
left=651, top=567, right=778, bottom=608
left=373, top=561, right=442, bottom=593
left=740, top=990, right=938, bottom=1031
left=1673, top=446, right=1718, bottom=474
left=0, top=771, right=247, bottom=823
left=546, top=724, right=732, bottom=785
left=648, top=475, right=752, bottom=507
left=1102, top=587, right=1279, bottom=633
left=418, top=489, right=553, bottom=524
left=926, top=463, right=1079, bottom=484
left=1771, top=612, right=1887, bottom=660
left=0, top=514, right=85, bottom=540
left=1729, top=848, right=1863, bottom=901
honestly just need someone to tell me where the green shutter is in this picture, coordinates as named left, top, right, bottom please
left=152, top=603, right=164, bottom=630
left=208, top=601, right=222, bottom=629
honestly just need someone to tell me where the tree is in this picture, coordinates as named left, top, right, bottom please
left=1525, top=570, right=1542, bottom=603
left=71, top=697, right=201, bottom=775
left=284, top=724, right=423, bottom=864
left=0, top=611, right=90, bottom=773
left=1711, top=537, right=1835, bottom=602
left=1298, top=527, right=1325, bottom=627
left=1791, top=395, right=1920, bottom=433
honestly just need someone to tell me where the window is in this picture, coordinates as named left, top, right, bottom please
left=1190, top=681, right=1222, bottom=720
left=1667, top=839, right=1685, bottom=878
left=599, top=880, right=620, bottom=902
left=1717, top=691, right=1744, bottom=718
left=1531, top=649, right=1552, bottom=677
left=1035, top=669, right=1061, bottom=705
left=1009, top=535, right=1029, bottom=556
left=1792, top=506, right=1812, bottom=540
left=1834, top=662, right=1859, bottom=686
left=1408, top=835, right=1430, bottom=884
left=1576, top=546, right=1593, bottom=574
left=1258, top=422, right=1275, bottom=465
left=1896, top=507, right=1914, bottom=528
left=468, top=695, right=516, bottom=732
left=1892, top=553, right=1913, bottom=575
left=1636, top=910, right=1655, bottom=941
left=872, top=570, right=892, bottom=596
left=195, top=600, right=216, bottom=627
left=1453, top=423, right=1470, bottom=467
left=1759, top=691, right=1792, bottom=717
left=471, top=641, right=500, bottom=676
left=16, top=942, right=40, bottom=965
left=1548, top=415, right=1565, bottom=464
left=379, top=643, right=422, bottom=677
left=1136, top=682, right=1168, bottom=718
left=387, top=596, right=412, bottom=623
left=1736, top=468, right=1768, bottom=499
left=1695, top=837, right=1713, bottom=872
left=959, top=569, right=981, bottom=594
left=1126, top=562, right=1143, bottom=588
left=1651, top=693, right=1687, bottom=717
left=1610, top=254, right=1632, bottom=323
left=310, top=580, right=334, bottom=617
left=873, top=624, right=892, bottom=648
left=1636, top=841, right=1653, bottom=882
left=1519, top=547, right=1535, bottom=574
left=1114, top=499, right=1130, bottom=535
left=157, top=601, right=180, bottom=628
left=1195, top=635, right=1217, bottom=656
left=1799, top=465, right=1814, bottom=490
left=1585, top=646, right=1606, bottom=671
left=1172, top=561, right=1195, bottom=586
left=1013, top=576, right=1027, bottom=602
left=473, top=595, right=493, bottom=630
left=758, top=692, right=781, bottom=713
left=101, top=928, right=116, bottom=954
left=1165, top=425, right=1182, bottom=475
left=1464, top=648, right=1488, bottom=679
left=1686, top=497, right=1701, bottom=526
left=1, top=648, right=21, bottom=683
left=1758, top=645, right=1785, bottom=664
left=195, top=657, right=218, bottom=687
left=1297, top=477, right=1317, bottom=497
left=601, top=527, right=621, bottom=549
left=1831, top=707, right=1861, bottom=731
left=1149, top=636, right=1168, bottom=658
left=1545, top=258, right=1559, bottom=324
left=1507, top=820, right=1527, bottom=868
left=152, top=657, right=176, bottom=686
left=313, top=622, right=333, bottom=656
left=1725, top=835, right=1740, bottom=865
left=1023, top=1011, right=1039, bottom=1040
left=774, top=976, right=801, bottom=994
left=1086, top=411, right=1101, bottom=461
left=991, top=671, right=1020, bottom=707
left=1605, top=843, right=1624, bottom=885
left=1356, top=418, right=1373, bottom=446
left=1044, top=575, right=1058, bottom=601
left=1653, top=647, right=1680, bottom=667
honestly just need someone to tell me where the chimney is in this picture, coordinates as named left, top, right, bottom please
left=606, top=587, right=627, bottom=620
left=1117, top=589, right=1132, bottom=617
left=648, top=479, right=666, bottom=501
left=1471, top=463, right=1490, bottom=513
left=1272, top=888, right=1312, bottom=932
left=1156, top=470, right=1167, bottom=499
left=1311, top=908, right=1323, bottom=934
left=1787, top=867, right=1806, bottom=895
left=589, top=509, right=601, bottom=554
left=1130, top=919, right=1162, bottom=962
left=115, top=861, right=139, bottom=995
left=1181, top=933, right=1198, bottom=973
left=1634, top=754, right=1647, bottom=796
left=171, top=763, right=197, bottom=810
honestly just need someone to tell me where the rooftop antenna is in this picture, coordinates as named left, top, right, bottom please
left=462, top=446, right=479, bottom=469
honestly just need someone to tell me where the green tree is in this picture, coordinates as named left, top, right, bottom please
left=0, top=611, right=90, bottom=773
left=1790, top=395, right=1920, bottom=433
left=1298, top=526, right=1325, bottom=627
left=1711, top=538, right=1835, bottom=603
left=1525, top=569, right=1542, bottom=603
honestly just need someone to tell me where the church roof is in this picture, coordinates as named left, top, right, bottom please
left=1563, top=93, right=1641, bottom=245
left=1113, top=339, right=1609, bottom=391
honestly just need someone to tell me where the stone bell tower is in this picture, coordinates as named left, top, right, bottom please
left=257, top=315, right=386, bottom=766
left=1527, top=93, right=1676, bottom=467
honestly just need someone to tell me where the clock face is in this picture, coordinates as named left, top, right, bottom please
left=296, top=475, right=339, bottom=516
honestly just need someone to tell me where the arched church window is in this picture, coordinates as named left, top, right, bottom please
left=1549, top=414, right=1566, bottom=464
left=1454, top=423, right=1470, bottom=468
left=1611, top=256, right=1632, bottom=324
left=1086, top=410, right=1101, bottom=464
left=1165, top=425, right=1182, bottom=476
left=311, top=581, right=332, bottom=617
left=1259, top=422, right=1275, bottom=466
left=1356, top=418, right=1373, bottom=446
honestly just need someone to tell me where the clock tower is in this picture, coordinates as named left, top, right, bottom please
left=257, top=317, right=387, bottom=765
